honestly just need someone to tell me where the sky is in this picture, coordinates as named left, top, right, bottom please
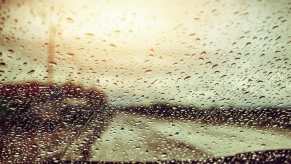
left=0, top=0, right=290, bottom=108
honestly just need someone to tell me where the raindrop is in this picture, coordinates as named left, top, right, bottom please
left=27, top=70, right=35, bottom=74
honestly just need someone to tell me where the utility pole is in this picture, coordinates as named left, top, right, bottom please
left=47, top=5, right=57, bottom=84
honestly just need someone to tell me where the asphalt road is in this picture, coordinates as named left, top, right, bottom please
left=87, top=112, right=291, bottom=161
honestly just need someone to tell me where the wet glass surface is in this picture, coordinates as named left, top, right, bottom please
left=0, top=0, right=290, bottom=163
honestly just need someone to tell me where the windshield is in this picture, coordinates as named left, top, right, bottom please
left=0, top=0, right=290, bottom=163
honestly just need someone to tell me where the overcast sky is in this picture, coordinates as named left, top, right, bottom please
left=0, top=0, right=290, bottom=108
